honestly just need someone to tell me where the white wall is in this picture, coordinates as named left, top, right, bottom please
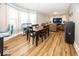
left=0, top=4, right=7, bottom=31
left=69, top=4, right=79, bottom=55
left=37, top=13, right=50, bottom=25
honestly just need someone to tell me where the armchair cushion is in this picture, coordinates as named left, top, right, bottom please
left=1, top=32, right=10, bottom=37
left=0, top=25, right=13, bottom=37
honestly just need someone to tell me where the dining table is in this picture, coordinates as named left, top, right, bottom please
left=26, top=25, right=49, bottom=46
left=33, top=26, right=44, bottom=46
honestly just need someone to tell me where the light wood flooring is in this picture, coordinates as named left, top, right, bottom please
left=4, top=31, right=77, bottom=56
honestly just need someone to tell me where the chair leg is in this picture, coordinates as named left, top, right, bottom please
left=40, top=34, right=43, bottom=42
left=27, top=33, right=28, bottom=40
left=28, top=35, right=30, bottom=42
left=42, top=36, right=43, bottom=42
left=32, top=37, right=35, bottom=44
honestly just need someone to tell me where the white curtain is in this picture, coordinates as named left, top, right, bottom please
left=7, top=5, right=37, bottom=33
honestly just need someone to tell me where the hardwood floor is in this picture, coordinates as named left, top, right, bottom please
left=3, top=31, right=77, bottom=56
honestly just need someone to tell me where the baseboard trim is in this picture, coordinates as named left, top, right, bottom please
left=74, top=42, right=79, bottom=55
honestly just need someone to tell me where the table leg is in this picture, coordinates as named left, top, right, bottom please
left=0, top=37, right=3, bottom=56
left=27, top=32, right=29, bottom=40
left=36, top=32, right=39, bottom=46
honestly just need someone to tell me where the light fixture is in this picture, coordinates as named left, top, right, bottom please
left=53, top=12, right=59, bottom=15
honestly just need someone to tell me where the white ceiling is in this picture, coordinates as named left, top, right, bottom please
left=13, top=3, right=71, bottom=16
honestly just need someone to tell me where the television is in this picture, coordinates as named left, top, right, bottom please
left=53, top=18, right=62, bottom=24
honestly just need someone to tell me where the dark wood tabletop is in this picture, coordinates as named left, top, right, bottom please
left=33, top=26, right=44, bottom=32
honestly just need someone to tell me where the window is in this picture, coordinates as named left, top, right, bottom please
left=7, top=6, right=18, bottom=29
left=6, top=5, right=37, bottom=33
left=29, top=13, right=37, bottom=24
left=19, top=11, right=28, bottom=24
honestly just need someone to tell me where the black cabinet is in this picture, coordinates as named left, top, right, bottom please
left=64, top=22, right=75, bottom=44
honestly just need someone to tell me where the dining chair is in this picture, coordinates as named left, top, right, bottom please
left=32, top=24, right=39, bottom=28
left=21, top=23, right=32, bottom=35
left=28, top=26, right=36, bottom=44
left=41, top=23, right=48, bottom=39
left=44, top=25, right=49, bottom=37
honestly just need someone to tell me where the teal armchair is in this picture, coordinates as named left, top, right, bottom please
left=0, top=24, right=13, bottom=37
